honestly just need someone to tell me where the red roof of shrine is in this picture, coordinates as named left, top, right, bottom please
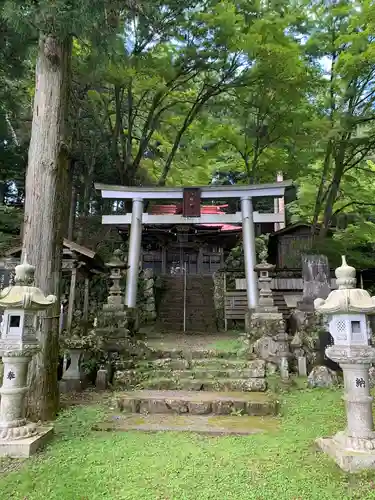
left=149, top=204, right=241, bottom=232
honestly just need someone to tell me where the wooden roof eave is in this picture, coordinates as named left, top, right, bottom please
left=4, top=239, right=106, bottom=273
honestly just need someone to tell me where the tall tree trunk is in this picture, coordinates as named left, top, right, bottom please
left=319, top=141, right=347, bottom=240
left=311, top=140, right=332, bottom=234
left=22, top=33, right=72, bottom=421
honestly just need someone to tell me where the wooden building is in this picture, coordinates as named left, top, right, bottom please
left=118, top=203, right=278, bottom=275
left=0, top=240, right=105, bottom=333
left=118, top=204, right=242, bottom=275
left=267, top=223, right=316, bottom=269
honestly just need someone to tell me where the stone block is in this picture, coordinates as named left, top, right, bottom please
left=211, top=401, right=237, bottom=415
left=316, top=436, right=375, bottom=473
left=154, top=359, right=189, bottom=370
left=118, top=398, right=140, bottom=413
left=247, top=359, right=266, bottom=378
left=246, top=401, right=278, bottom=417
left=59, top=379, right=83, bottom=393
left=95, top=368, right=109, bottom=391
left=297, top=356, right=307, bottom=377
left=253, top=336, right=278, bottom=361
left=140, top=399, right=168, bottom=414
left=307, top=365, right=339, bottom=388
left=0, top=426, right=53, bottom=458
left=266, top=362, right=278, bottom=376
left=165, top=399, right=189, bottom=414
left=236, top=378, right=267, bottom=392
left=188, top=401, right=212, bottom=415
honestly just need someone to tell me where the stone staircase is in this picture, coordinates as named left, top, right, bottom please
left=157, top=276, right=217, bottom=332
left=272, top=290, right=290, bottom=320
left=114, top=355, right=267, bottom=392
left=107, top=345, right=279, bottom=434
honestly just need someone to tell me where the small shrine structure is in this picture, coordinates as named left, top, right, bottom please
left=0, top=239, right=105, bottom=334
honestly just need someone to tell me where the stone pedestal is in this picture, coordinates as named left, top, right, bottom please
left=60, top=348, right=83, bottom=392
left=245, top=261, right=290, bottom=378
left=0, top=355, right=35, bottom=437
left=95, top=367, right=109, bottom=391
left=297, top=356, right=307, bottom=376
left=142, top=269, right=156, bottom=322
left=96, top=250, right=133, bottom=351
left=0, top=427, right=53, bottom=458
left=0, top=353, right=54, bottom=457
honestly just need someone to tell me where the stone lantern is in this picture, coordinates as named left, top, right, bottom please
left=0, top=256, right=56, bottom=457
left=245, top=260, right=290, bottom=379
left=314, top=256, right=375, bottom=472
left=104, top=249, right=128, bottom=311
left=95, top=250, right=130, bottom=372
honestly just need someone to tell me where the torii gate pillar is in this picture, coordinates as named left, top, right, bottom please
left=125, top=198, right=143, bottom=308
left=241, top=196, right=258, bottom=309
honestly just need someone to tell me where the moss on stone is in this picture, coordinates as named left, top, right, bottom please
left=207, top=415, right=280, bottom=431
left=95, top=413, right=279, bottom=435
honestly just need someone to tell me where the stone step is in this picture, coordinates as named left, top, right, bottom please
left=125, top=367, right=265, bottom=380
left=132, top=377, right=267, bottom=392
left=190, top=358, right=256, bottom=368
left=117, top=357, right=258, bottom=371
left=115, top=390, right=278, bottom=416
left=158, top=308, right=216, bottom=312
left=159, top=307, right=215, bottom=314
left=93, top=413, right=279, bottom=435
left=145, top=348, right=242, bottom=360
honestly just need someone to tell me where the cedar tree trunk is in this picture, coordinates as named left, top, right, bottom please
left=22, top=33, right=72, bottom=421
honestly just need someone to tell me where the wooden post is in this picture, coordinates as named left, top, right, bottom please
left=161, top=245, right=166, bottom=274
left=67, top=265, right=77, bottom=334
left=83, top=275, right=89, bottom=322
left=224, top=272, right=227, bottom=332
left=198, top=246, right=203, bottom=274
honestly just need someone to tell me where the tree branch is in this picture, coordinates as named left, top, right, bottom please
left=333, top=201, right=375, bottom=216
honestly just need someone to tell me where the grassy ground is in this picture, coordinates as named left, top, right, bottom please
left=206, top=331, right=244, bottom=352
left=1, top=388, right=375, bottom=500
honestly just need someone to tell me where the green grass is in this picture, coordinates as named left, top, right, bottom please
left=206, top=337, right=243, bottom=353
left=1, top=389, right=375, bottom=499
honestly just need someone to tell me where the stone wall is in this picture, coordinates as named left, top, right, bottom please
left=213, top=272, right=225, bottom=330
left=139, top=269, right=157, bottom=323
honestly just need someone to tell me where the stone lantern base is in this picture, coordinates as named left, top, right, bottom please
left=317, top=431, right=375, bottom=473
left=0, top=426, right=53, bottom=458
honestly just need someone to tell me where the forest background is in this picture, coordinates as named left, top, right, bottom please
left=1, top=1, right=375, bottom=267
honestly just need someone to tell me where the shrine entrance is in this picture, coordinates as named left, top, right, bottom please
left=167, top=247, right=198, bottom=275
left=95, top=182, right=291, bottom=314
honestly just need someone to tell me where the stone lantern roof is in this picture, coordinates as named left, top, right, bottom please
left=314, top=256, right=375, bottom=315
left=0, top=256, right=57, bottom=310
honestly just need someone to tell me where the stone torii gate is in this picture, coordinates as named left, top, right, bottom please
left=95, top=182, right=292, bottom=312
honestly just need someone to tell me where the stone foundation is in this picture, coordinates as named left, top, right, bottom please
left=213, top=272, right=225, bottom=330
left=0, top=426, right=53, bottom=458
left=140, top=269, right=157, bottom=322
left=317, top=434, right=375, bottom=473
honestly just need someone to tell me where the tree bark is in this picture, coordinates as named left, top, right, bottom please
left=319, top=139, right=348, bottom=239
left=22, top=33, right=72, bottom=421
left=67, top=185, right=76, bottom=241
